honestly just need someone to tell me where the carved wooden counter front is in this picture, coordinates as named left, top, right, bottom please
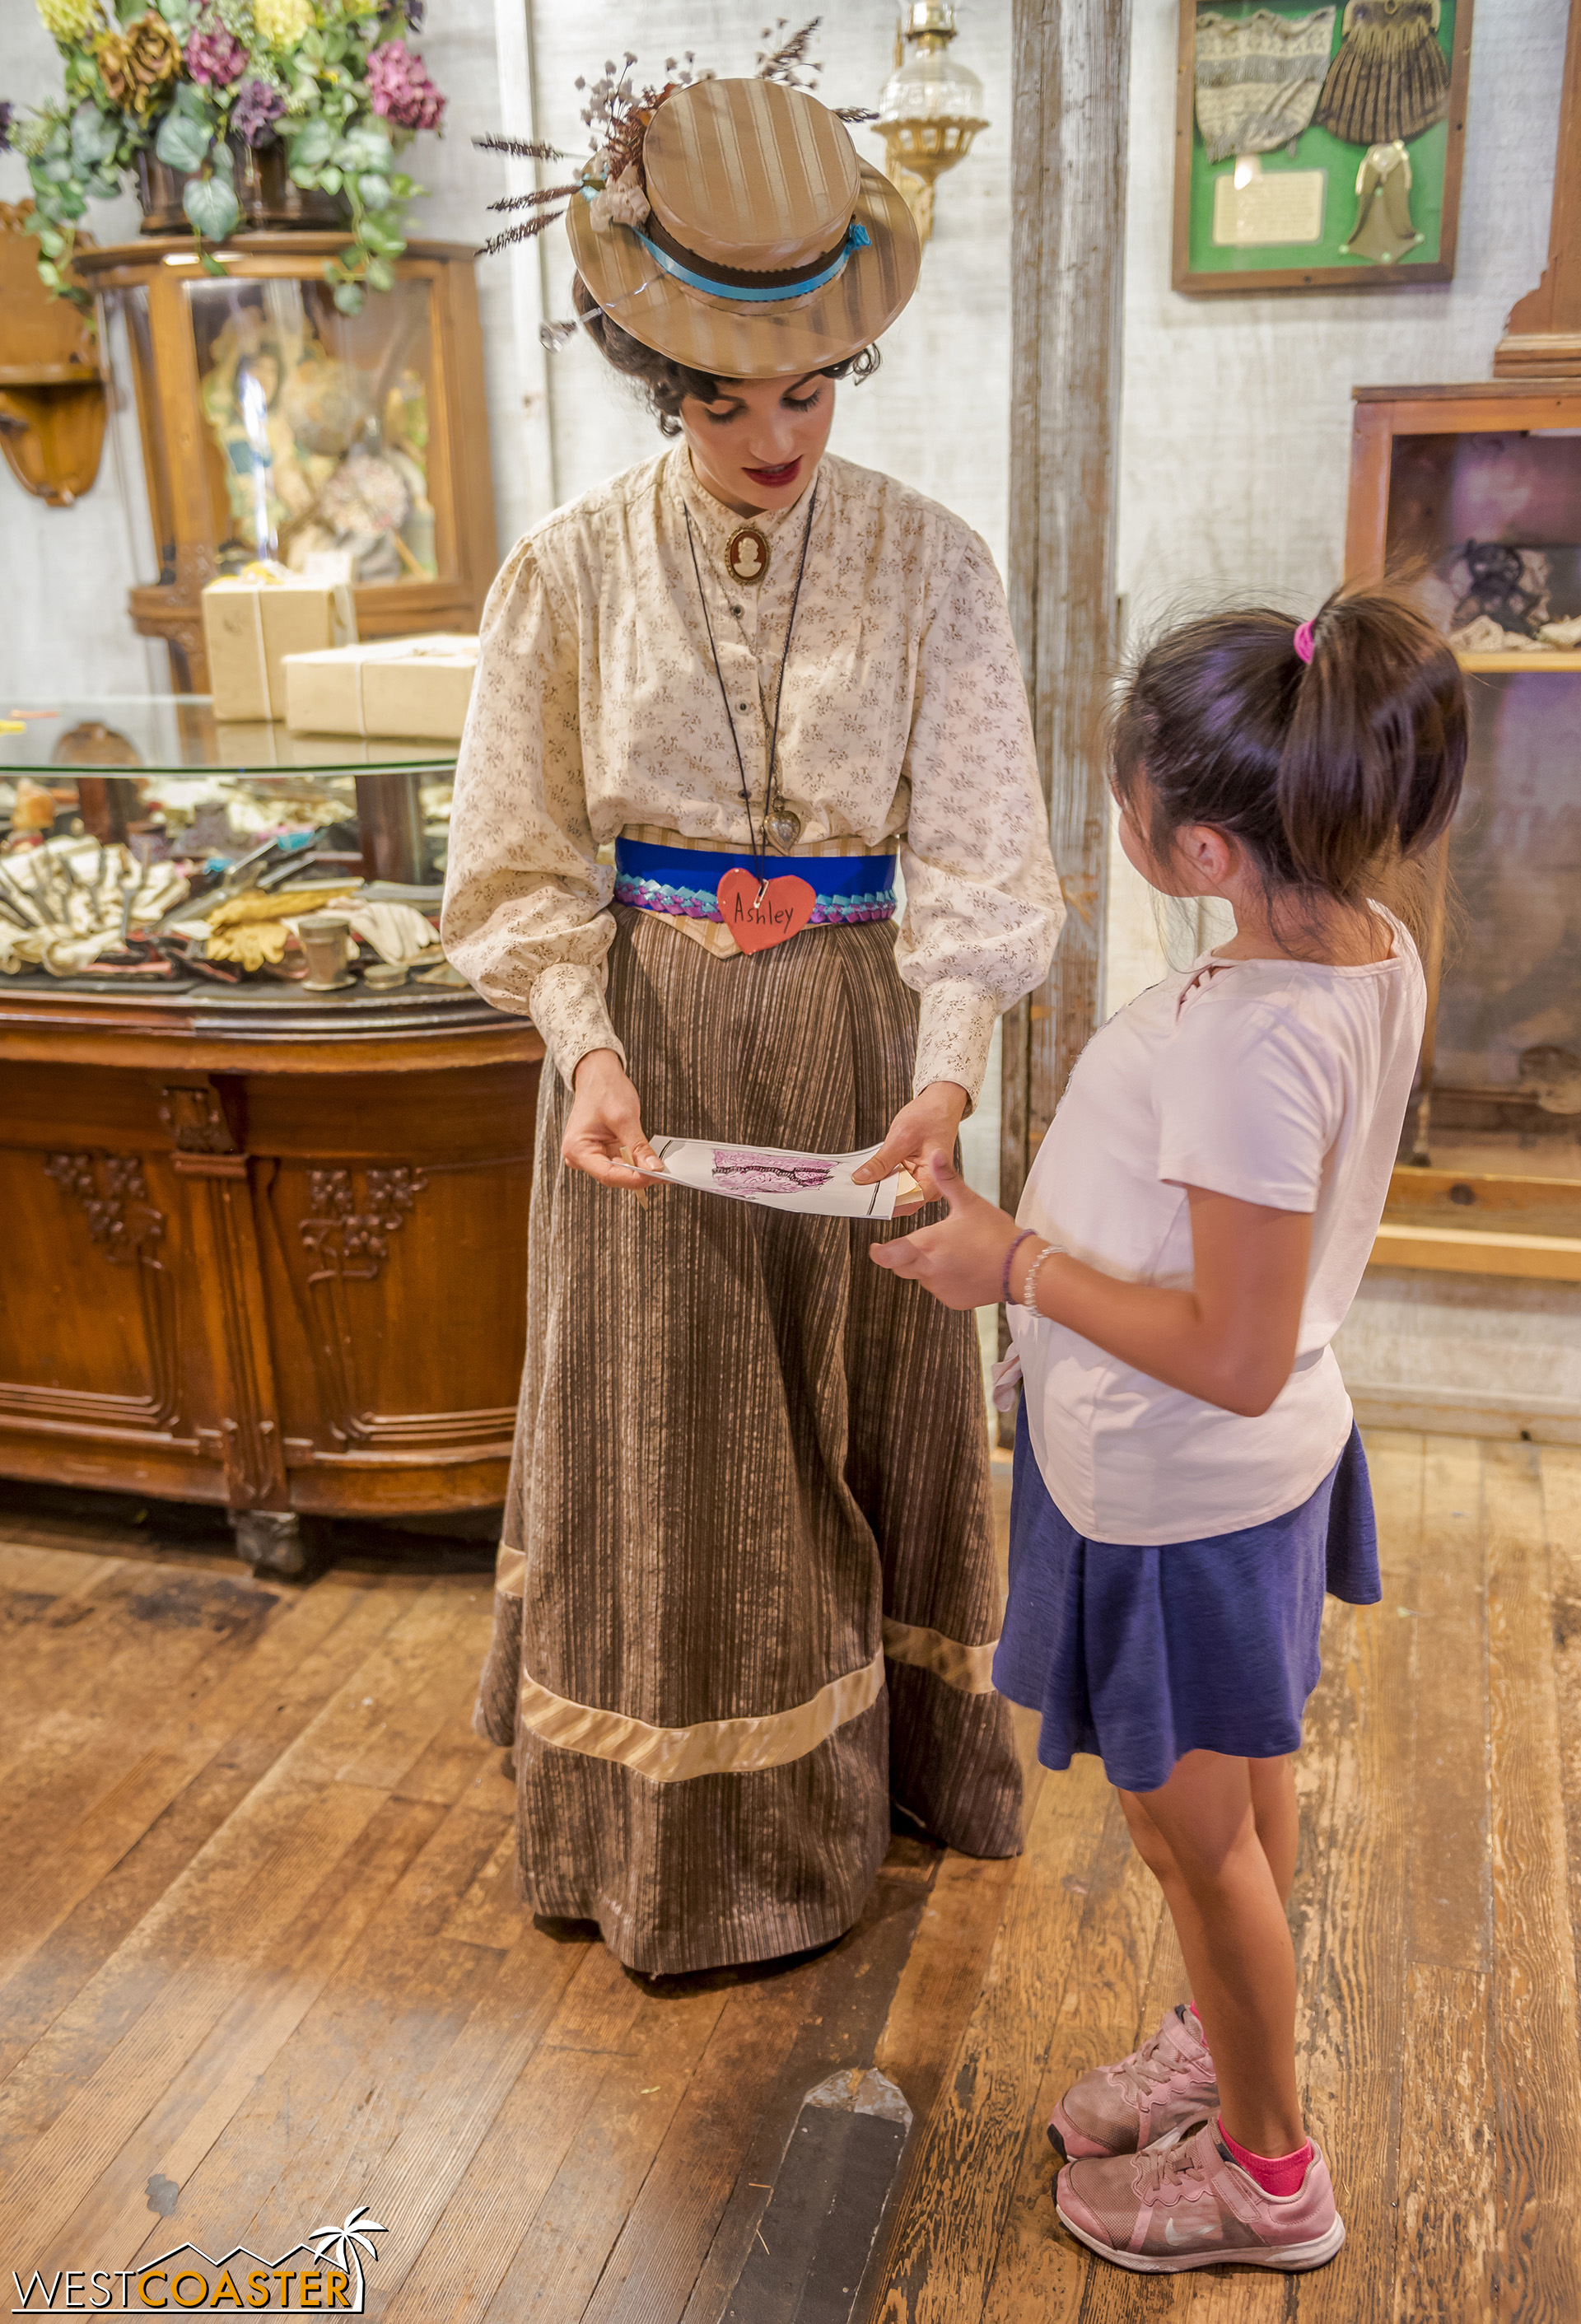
left=0, top=978, right=542, bottom=1574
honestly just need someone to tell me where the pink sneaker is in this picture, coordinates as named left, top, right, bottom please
left=1056, top=2120, right=1345, bottom=2273
left=1048, top=2004, right=1218, bottom=2160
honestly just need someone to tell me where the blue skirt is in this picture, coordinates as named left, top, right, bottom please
left=993, top=1407, right=1381, bottom=1795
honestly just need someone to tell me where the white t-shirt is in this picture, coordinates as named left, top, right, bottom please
left=1012, top=914, right=1425, bottom=1545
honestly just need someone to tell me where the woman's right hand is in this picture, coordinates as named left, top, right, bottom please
left=562, top=1048, right=665, bottom=1192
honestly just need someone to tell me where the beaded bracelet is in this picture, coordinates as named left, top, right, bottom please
left=1000, top=1228, right=1035, bottom=1306
left=1020, top=1239, right=1061, bottom=1318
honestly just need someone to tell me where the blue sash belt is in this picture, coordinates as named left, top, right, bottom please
left=613, top=836, right=897, bottom=926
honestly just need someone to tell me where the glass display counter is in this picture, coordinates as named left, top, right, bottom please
left=1, top=697, right=454, bottom=991
left=0, top=699, right=539, bottom=1577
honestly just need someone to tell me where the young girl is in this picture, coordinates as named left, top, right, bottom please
left=870, top=590, right=1467, bottom=2275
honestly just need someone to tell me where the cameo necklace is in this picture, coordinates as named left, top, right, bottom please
left=683, top=484, right=818, bottom=883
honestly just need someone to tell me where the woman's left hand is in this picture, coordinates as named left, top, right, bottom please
left=853, top=1080, right=971, bottom=1215
left=868, top=1146, right=1023, bottom=1308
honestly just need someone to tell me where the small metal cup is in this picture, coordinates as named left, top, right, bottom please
left=296, top=912, right=354, bottom=991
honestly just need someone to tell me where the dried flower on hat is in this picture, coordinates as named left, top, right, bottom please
left=95, top=13, right=183, bottom=114
left=587, top=161, right=648, bottom=231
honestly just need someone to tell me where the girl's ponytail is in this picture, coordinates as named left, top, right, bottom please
left=1112, top=586, right=1468, bottom=938
left=1276, top=589, right=1467, bottom=896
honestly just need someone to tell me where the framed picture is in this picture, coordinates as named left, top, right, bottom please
left=1173, top=0, right=1475, bottom=296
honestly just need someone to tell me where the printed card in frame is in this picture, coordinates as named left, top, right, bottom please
left=1173, top=0, right=1475, bottom=296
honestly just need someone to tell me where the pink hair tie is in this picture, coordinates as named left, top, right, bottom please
left=1293, top=618, right=1316, bottom=665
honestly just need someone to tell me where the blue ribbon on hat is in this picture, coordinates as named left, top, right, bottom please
left=585, top=184, right=870, bottom=303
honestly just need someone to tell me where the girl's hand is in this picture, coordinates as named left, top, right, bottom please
left=868, top=1147, right=1021, bottom=1308
left=562, top=1048, right=665, bottom=1192
left=853, top=1080, right=971, bottom=1214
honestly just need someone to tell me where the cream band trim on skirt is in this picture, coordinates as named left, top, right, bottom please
left=496, top=1547, right=1001, bottom=1780
left=517, top=1645, right=887, bottom=1783
left=881, top=1616, right=1000, bottom=1695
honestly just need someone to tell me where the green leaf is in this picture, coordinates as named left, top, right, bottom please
left=288, top=165, right=321, bottom=189
left=290, top=114, right=334, bottom=168
left=388, top=172, right=413, bottom=198
left=333, top=280, right=366, bottom=315
left=35, top=225, right=68, bottom=259
left=156, top=110, right=212, bottom=174
left=200, top=250, right=231, bottom=277
left=70, top=101, right=119, bottom=170
left=357, top=212, right=403, bottom=255
left=366, top=254, right=395, bottom=292
left=37, top=259, right=63, bottom=289
left=318, top=163, right=343, bottom=193
left=357, top=171, right=390, bottom=210
left=184, top=173, right=240, bottom=242
left=85, top=166, right=124, bottom=199
left=210, top=139, right=236, bottom=181
left=172, top=79, right=212, bottom=119
left=43, top=155, right=76, bottom=184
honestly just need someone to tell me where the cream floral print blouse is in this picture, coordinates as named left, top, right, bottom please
left=442, top=446, right=1063, bottom=1104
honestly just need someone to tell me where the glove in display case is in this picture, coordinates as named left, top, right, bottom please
left=75, top=234, right=497, bottom=691
left=0, top=702, right=539, bottom=1575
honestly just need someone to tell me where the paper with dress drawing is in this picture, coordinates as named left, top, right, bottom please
left=639, top=1137, right=900, bottom=1219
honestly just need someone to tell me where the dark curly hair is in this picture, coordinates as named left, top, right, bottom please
left=572, top=273, right=879, bottom=436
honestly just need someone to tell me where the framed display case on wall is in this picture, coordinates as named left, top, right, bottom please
left=75, top=234, right=498, bottom=692
left=1173, top=0, right=1475, bottom=296
left=1345, top=380, right=1581, bottom=1287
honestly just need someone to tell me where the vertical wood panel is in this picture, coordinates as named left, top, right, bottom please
left=1001, top=0, right=1134, bottom=1215
left=1485, top=1440, right=1581, bottom=2322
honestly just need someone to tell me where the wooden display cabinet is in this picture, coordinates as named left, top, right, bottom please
left=1345, top=381, right=1581, bottom=1281
left=0, top=707, right=537, bottom=1577
left=74, top=235, right=497, bottom=692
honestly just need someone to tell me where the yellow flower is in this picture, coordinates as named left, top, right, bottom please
left=252, top=0, right=315, bottom=47
left=36, top=0, right=101, bottom=41
left=95, top=13, right=182, bottom=112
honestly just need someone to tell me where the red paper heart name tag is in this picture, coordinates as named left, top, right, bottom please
left=716, top=868, right=817, bottom=954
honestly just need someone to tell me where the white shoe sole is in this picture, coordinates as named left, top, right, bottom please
left=1056, top=2207, right=1345, bottom=2274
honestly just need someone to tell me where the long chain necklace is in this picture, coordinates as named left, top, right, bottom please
left=683, top=484, right=818, bottom=895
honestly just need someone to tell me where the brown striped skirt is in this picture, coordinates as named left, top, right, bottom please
left=473, top=906, right=1023, bottom=1974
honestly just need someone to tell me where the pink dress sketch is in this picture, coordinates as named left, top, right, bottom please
left=711, top=1148, right=837, bottom=1195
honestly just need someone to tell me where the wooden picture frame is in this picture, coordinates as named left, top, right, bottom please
left=1173, top=0, right=1475, bottom=296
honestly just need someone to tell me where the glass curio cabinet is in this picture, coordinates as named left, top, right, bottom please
left=76, top=234, right=498, bottom=691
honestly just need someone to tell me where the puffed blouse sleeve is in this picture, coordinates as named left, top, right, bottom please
left=895, top=531, right=1065, bottom=1106
left=441, top=534, right=623, bottom=1087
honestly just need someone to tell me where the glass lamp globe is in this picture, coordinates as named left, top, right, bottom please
left=878, top=1, right=988, bottom=241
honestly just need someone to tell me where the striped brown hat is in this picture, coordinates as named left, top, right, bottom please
left=568, top=77, right=921, bottom=377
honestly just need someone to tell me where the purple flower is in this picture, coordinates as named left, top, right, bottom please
left=0, top=101, right=13, bottom=152
left=185, top=12, right=248, bottom=87
left=366, top=38, right=445, bottom=132
left=403, top=0, right=425, bottom=28
left=231, top=77, right=286, bottom=145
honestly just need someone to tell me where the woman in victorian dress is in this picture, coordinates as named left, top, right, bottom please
left=443, top=71, right=1064, bottom=1976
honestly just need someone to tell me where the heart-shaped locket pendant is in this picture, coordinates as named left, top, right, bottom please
left=716, top=868, right=816, bottom=954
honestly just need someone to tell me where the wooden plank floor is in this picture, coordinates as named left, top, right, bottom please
left=2, top=1434, right=1578, bottom=2320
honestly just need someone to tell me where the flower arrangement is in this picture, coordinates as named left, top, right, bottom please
left=10, top=0, right=447, bottom=312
